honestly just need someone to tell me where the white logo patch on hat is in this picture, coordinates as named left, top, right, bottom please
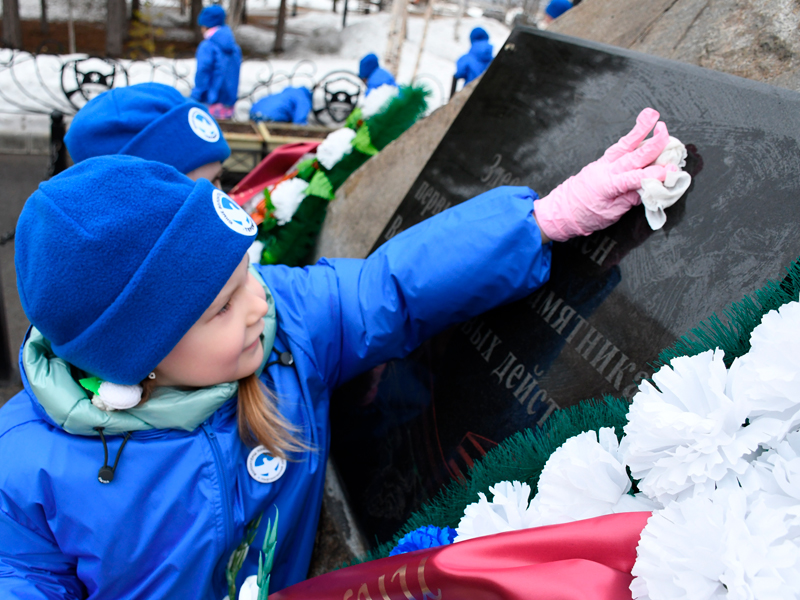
left=188, top=107, right=220, bottom=143
left=247, top=445, right=287, bottom=483
left=212, top=189, right=257, bottom=236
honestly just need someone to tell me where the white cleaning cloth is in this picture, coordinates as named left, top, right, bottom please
left=637, top=136, right=692, bottom=230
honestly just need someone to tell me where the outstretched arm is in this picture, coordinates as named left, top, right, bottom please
left=259, top=186, right=551, bottom=389
left=259, top=108, right=671, bottom=389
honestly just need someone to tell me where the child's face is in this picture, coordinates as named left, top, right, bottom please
left=154, top=254, right=269, bottom=388
left=186, top=161, right=223, bottom=189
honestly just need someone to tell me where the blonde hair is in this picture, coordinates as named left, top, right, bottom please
left=139, top=373, right=309, bottom=460
left=236, top=373, right=310, bottom=459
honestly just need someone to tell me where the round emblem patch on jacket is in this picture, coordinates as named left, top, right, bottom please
left=247, top=445, right=287, bottom=483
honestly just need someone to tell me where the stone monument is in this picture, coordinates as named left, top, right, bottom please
left=328, top=27, right=800, bottom=544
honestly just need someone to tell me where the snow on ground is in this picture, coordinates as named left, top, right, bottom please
left=0, top=0, right=510, bottom=135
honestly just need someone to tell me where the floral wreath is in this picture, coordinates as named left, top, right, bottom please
left=249, top=85, right=428, bottom=267
left=369, top=259, right=800, bottom=598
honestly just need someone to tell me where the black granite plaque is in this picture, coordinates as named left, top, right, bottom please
left=329, top=27, right=800, bottom=544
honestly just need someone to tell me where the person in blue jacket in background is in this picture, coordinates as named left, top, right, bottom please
left=544, top=0, right=573, bottom=24
left=191, top=5, right=242, bottom=120
left=451, top=27, right=493, bottom=98
left=249, top=86, right=313, bottom=125
left=358, top=53, right=397, bottom=96
left=65, top=82, right=230, bottom=187
left=0, top=109, right=672, bottom=598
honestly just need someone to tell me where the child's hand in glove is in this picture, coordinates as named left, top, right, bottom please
left=533, top=108, right=673, bottom=243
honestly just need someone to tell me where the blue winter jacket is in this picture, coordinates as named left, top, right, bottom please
left=191, top=25, right=242, bottom=106
left=455, top=40, right=494, bottom=84
left=0, top=187, right=551, bottom=599
left=250, top=87, right=313, bottom=125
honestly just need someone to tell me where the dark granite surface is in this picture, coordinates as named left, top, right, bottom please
left=330, top=27, right=800, bottom=545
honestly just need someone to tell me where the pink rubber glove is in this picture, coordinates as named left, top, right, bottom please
left=533, top=108, right=672, bottom=242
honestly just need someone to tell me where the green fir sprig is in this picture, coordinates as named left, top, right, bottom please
left=226, top=513, right=263, bottom=600
left=257, top=509, right=279, bottom=600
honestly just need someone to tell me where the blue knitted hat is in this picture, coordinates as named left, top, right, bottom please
left=198, top=5, right=226, bottom=27
left=359, top=53, right=379, bottom=79
left=15, top=155, right=257, bottom=385
left=469, top=27, right=489, bottom=42
left=545, top=0, right=572, bottom=19
left=64, top=83, right=230, bottom=175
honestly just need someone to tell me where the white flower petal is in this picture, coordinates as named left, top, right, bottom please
left=621, top=349, right=771, bottom=504
left=315, top=127, right=356, bottom=170
left=631, top=488, right=800, bottom=600
left=531, top=428, right=657, bottom=527
left=728, top=301, right=800, bottom=442
left=745, top=431, right=800, bottom=503
left=454, top=481, right=537, bottom=543
left=238, top=575, right=260, bottom=600
left=247, top=240, right=264, bottom=265
left=270, top=178, right=309, bottom=226
left=360, top=84, right=399, bottom=118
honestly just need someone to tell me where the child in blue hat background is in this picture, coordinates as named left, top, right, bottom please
left=249, top=86, right=313, bottom=125
left=452, top=27, right=494, bottom=97
left=65, top=82, right=231, bottom=187
left=358, top=53, right=397, bottom=96
left=0, top=109, right=672, bottom=598
left=191, top=5, right=243, bottom=120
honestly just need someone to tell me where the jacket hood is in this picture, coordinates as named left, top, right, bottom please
left=469, top=27, right=489, bottom=42
left=210, top=25, right=238, bottom=54
left=22, top=266, right=276, bottom=437
left=359, top=54, right=379, bottom=79
left=471, top=40, right=494, bottom=64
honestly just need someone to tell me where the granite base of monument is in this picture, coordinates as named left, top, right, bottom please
left=329, top=27, right=800, bottom=544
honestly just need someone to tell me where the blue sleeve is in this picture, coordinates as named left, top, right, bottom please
left=209, top=50, right=228, bottom=106
left=258, top=186, right=551, bottom=389
left=455, top=54, right=469, bottom=80
left=191, top=42, right=215, bottom=103
left=0, top=508, right=84, bottom=599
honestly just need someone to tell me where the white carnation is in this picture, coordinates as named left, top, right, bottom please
left=238, top=575, right=260, bottom=600
left=621, top=349, right=775, bottom=505
left=741, top=431, right=800, bottom=501
left=631, top=489, right=800, bottom=600
left=454, top=481, right=538, bottom=543
left=360, top=84, right=399, bottom=118
left=728, top=300, right=800, bottom=442
left=530, top=428, right=659, bottom=527
left=247, top=240, right=264, bottom=265
left=315, top=127, right=356, bottom=169
left=269, top=178, right=309, bottom=226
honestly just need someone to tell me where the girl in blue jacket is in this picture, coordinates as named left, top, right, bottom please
left=0, top=109, right=672, bottom=599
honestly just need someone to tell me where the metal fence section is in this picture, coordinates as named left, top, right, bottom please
left=0, top=49, right=373, bottom=125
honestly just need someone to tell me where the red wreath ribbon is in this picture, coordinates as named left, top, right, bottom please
left=270, top=511, right=651, bottom=600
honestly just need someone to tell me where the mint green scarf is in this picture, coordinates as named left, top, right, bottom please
left=26, top=266, right=277, bottom=436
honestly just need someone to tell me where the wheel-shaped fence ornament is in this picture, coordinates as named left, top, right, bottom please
left=311, top=70, right=364, bottom=125
left=61, top=57, right=129, bottom=112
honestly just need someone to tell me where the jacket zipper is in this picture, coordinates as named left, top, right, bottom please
left=202, top=423, right=234, bottom=555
